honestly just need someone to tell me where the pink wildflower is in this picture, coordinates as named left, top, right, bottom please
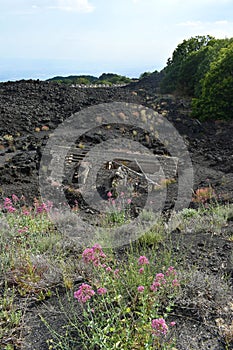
left=7, top=206, right=16, bottom=213
left=150, top=273, right=167, bottom=291
left=165, top=266, right=177, bottom=276
left=150, top=281, right=161, bottom=292
left=97, top=287, right=107, bottom=295
left=82, top=244, right=106, bottom=267
left=23, top=209, right=30, bottom=216
left=74, top=283, right=95, bottom=303
left=107, top=191, right=112, bottom=198
left=12, top=194, right=19, bottom=202
left=155, top=273, right=166, bottom=285
left=106, top=266, right=112, bottom=272
left=18, top=227, right=28, bottom=234
left=82, top=248, right=94, bottom=263
left=4, top=197, right=12, bottom=208
left=172, top=279, right=180, bottom=287
left=138, top=256, right=149, bottom=265
left=151, top=318, right=168, bottom=336
left=92, top=244, right=106, bottom=258
left=36, top=202, right=48, bottom=214
left=139, top=267, right=144, bottom=274
left=137, top=285, right=145, bottom=293
left=170, top=321, right=176, bottom=327
left=92, top=243, right=102, bottom=251
left=114, top=268, right=119, bottom=276
left=127, top=198, right=132, bottom=204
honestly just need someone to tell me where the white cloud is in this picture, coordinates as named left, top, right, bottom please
left=178, top=20, right=232, bottom=27
left=50, top=0, right=95, bottom=13
left=215, top=20, right=229, bottom=25
left=177, top=21, right=202, bottom=27
left=176, top=20, right=233, bottom=40
left=164, top=0, right=232, bottom=4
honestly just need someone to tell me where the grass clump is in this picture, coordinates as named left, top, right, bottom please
left=175, top=202, right=233, bottom=237
left=0, top=284, right=23, bottom=350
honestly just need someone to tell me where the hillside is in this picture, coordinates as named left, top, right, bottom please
left=0, top=76, right=232, bottom=350
left=0, top=36, right=233, bottom=350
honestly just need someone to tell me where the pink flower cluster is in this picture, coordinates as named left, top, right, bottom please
left=12, top=194, right=19, bottom=202
left=137, top=285, right=145, bottom=293
left=151, top=318, right=168, bottom=336
left=138, top=255, right=150, bottom=265
left=74, top=284, right=107, bottom=303
left=107, top=191, right=131, bottom=208
left=35, top=201, right=53, bottom=214
left=150, top=273, right=166, bottom=292
left=151, top=318, right=176, bottom=336
left=166, top=266, right=180, bottom=287
left=165, top=266, right=177, bottom=277
left=97, top=287, right=107, bottom=295
left=82, top=244, right=106, bottom=267
left=74, top=283, right=95, bottom=303
left=4, top=197, right=16, bottom=213
left=150, top=268, right=179, bottom=292
left=82, top=244, right=119, bottom=276
left=113, top=268, right=119, bottom=276
left=172, top=279, right=180, bottom=287
left=22, top=209, right=31, bottom=216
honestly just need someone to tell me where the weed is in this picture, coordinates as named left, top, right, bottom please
left=0, top=283, right=23, bottom=349
left=44, top=244, right=179, bottom=349
left=192, top=186, right=216, bottom=204
left=101, top=191, right=132, bottom=227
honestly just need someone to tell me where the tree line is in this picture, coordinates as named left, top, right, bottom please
left=48, top=73, right=133, bottom=86
left=159, top=35, right=233, bottom=120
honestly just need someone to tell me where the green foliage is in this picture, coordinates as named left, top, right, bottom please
left=48, top=74, right=98, bottom=85
left=48, top=73, right=132, bottom=85
left=0, top=284, right=22, bottom=349
left=192, top=41, right=233, bottom=120
left=44, top=245, right=179, bottom=349
left=161, top=35, right=233, bottom=120
left=101, top=192, right=132, bottom=227
left=139, top=71, right=153, bottom=79
left=98, top=73, right=131, bottom=84
left=1, top=193, right=232, bottom=348
left=160, top=35, right=213, bottom=94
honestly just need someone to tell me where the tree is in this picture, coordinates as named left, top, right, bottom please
left=160, top=35, right=214, bottom=95
left=192, top=42, right=233, bottom=120
left=139, top=71, right=152, bottom=79
left=170, top=35, right=213, bottom=65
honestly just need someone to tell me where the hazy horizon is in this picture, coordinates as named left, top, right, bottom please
left=0, top=57, right=161, bottom=82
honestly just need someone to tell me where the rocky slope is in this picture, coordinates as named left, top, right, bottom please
left=0, top=79, right=232, bottom=205
left=0, top=78, right=233, bottom=350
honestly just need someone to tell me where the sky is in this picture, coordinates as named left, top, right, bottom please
left=1, top=0, right=233, bottom=81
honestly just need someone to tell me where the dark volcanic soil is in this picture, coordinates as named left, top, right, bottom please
left=0, top=78, right=233, bottom=350
left=0, top=79, right=232, bottom=204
